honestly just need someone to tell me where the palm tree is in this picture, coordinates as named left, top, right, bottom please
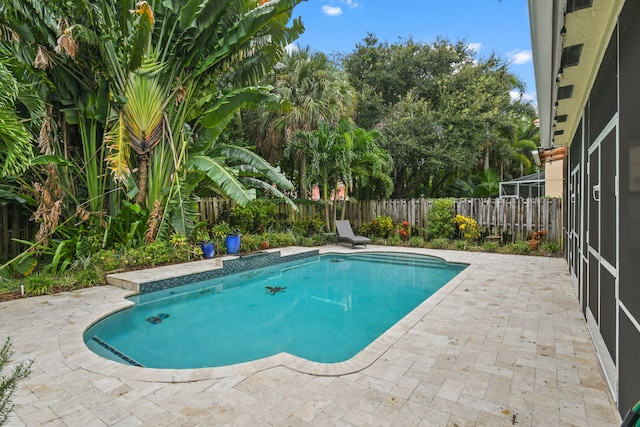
left=349, top=126, right=394, bottom=201
left=0, top=0, right=306, bottom=278
left=288, top=122, right=348, bottom=227
left=1, top=0, right=304, bottom=241
left=288, top=119, right=393, bottom=227
left=245, top=47, right=357, bottom=197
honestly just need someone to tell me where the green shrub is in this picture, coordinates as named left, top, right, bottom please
left=453, top=239, right=469, bottom=250
left=386, top=236, right=403, bottom=246
left=296, top=236, right=313, bottom=247
left=292, top=216, right=325, bottom=237
left=240, top=234, right=261, bottom=252
left=92, top=249, right=123, bottom=272
left=358, top=221, right=372, bottom=236
left=429, top=237, right=450, bottom=249
left=541, top=242, right=561, bottom=255
left=426, top=198, right=455, bottom=239
left=0, top=280, right=19, bottom=295
left=407, top=236, right=425, bottom=247
left=22, top=274, right=57, bottom=296
left=211, top=222, right=233, bottom=252
left=74, top=266, right=104, bottom=287
left=262, top=231, right=295, bottom=248
left=482, top=242, right=499, bottom=253
left=311, top=234, right=328, bottom=246
left=505, top=241, right=531, bottom=255
left=371, top=216, right=394, bottom=238
left=371, top=237, right=386, bottom=245
left=93, top=239, right=199, bottom=271
left=230, top=199, right=276, bottom=233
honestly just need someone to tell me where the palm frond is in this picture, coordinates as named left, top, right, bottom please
left=124, top=74, right=165, bottom=156
left=105, top=112, right=132, bottom=182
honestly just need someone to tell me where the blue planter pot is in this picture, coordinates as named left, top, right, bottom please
left=225, top=235, right=241, bottom=254
left=201, top=242, right=215, bottom=259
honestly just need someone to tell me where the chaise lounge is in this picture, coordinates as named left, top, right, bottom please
left=335, top=220, right=371, bottom=248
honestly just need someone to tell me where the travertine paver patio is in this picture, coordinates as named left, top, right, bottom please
left=0, top=247, right=621, bottom=426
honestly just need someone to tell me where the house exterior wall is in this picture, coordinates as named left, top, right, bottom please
left=565, top=0, right=640, bottom=413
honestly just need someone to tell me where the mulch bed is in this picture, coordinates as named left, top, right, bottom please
left=0, top=292, right=27, bottom=303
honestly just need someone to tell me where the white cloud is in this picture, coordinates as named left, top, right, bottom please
left=507, top=49, right=533, bottom=65
left=284, top=43, right=299, bottom=55
left=467, top=43, right=482, bottom=53
left=510, top=90, right=537, bottom=104
left=322, top=0, right=359, bottom=16
left=322, top=5, right=343, bottom=16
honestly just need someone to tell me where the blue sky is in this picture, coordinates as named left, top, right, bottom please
left=289, top=0, right=536, bottom=105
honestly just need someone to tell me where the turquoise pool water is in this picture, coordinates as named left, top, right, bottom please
left=85, top=253, right=467, bottom=369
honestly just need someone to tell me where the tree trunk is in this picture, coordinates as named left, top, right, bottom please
left=135, top=155, right=148, bottom=204
left=341, top=188, right=348, bottom=221
left=332, top=179, right=339, bottom=226
left=298, top=153, right=307, bottom=198
left=323, top=179, right=331, bottom=230
left=484, top=146, right=490, bottom=170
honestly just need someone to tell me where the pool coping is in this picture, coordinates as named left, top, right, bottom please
left=62, top=246, right=475, bottom=382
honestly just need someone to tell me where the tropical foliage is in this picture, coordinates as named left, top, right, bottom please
left=0, top=0, right=304, bottom=277
left=244, top=47, right=357, bottom=197
left=0, top=7, right=542, bottom=281
left=286, top=119, right=392, bottom=228
left=343, top=35, right=538, bottom=198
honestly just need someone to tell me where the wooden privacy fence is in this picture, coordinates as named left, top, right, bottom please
left=198, top=197, right=563, bottom=244
left=0, top=204, right=35, bottom=263
left=0, top=197, right=563, bottom=263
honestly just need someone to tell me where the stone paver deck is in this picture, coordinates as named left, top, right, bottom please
left=0, top=246, right=621, bottom=426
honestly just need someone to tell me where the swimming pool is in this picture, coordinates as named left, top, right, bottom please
left=85, top=252, right=467, bottom=369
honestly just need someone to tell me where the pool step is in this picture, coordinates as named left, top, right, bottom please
left=91, top=336, right=144, bottom=367
left=347, top=253, right=451, bottom=269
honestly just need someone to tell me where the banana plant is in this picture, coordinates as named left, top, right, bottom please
left=1, top=0, right=305, bottom=251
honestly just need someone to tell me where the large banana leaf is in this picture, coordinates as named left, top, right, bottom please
left=128, top=1, right=155, bottom=72
left=240, top=177, right=297, bottom=210
left=186, top=155, right=256, bottom=206
left=193, top=0, right=304, bottom=78
left=214, top=144, right=293, bottom=190
left=198, top=86, right=278, bottom=144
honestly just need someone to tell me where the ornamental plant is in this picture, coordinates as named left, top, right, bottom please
left=426, top=198, right=456, bottom=239
left=398, top=220, right=410, bottom=241
left=371, top=216, right=394, bottom=238
left=454, top=214, right=481, bottom=241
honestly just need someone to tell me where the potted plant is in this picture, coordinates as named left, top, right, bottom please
left=225, top=228, right=241, bottom=254
left=211, top=222, right=232, bottom=255
left=192, top=225, right=214, bottom=258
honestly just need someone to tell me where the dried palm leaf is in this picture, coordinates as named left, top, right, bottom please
left=38, top=105, right=52, bottom=154
left=145, top=200, right=163, bottom=243
left=34, top=45, right=52, bottom=70
left=105, top=112, right=132, bottom=182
